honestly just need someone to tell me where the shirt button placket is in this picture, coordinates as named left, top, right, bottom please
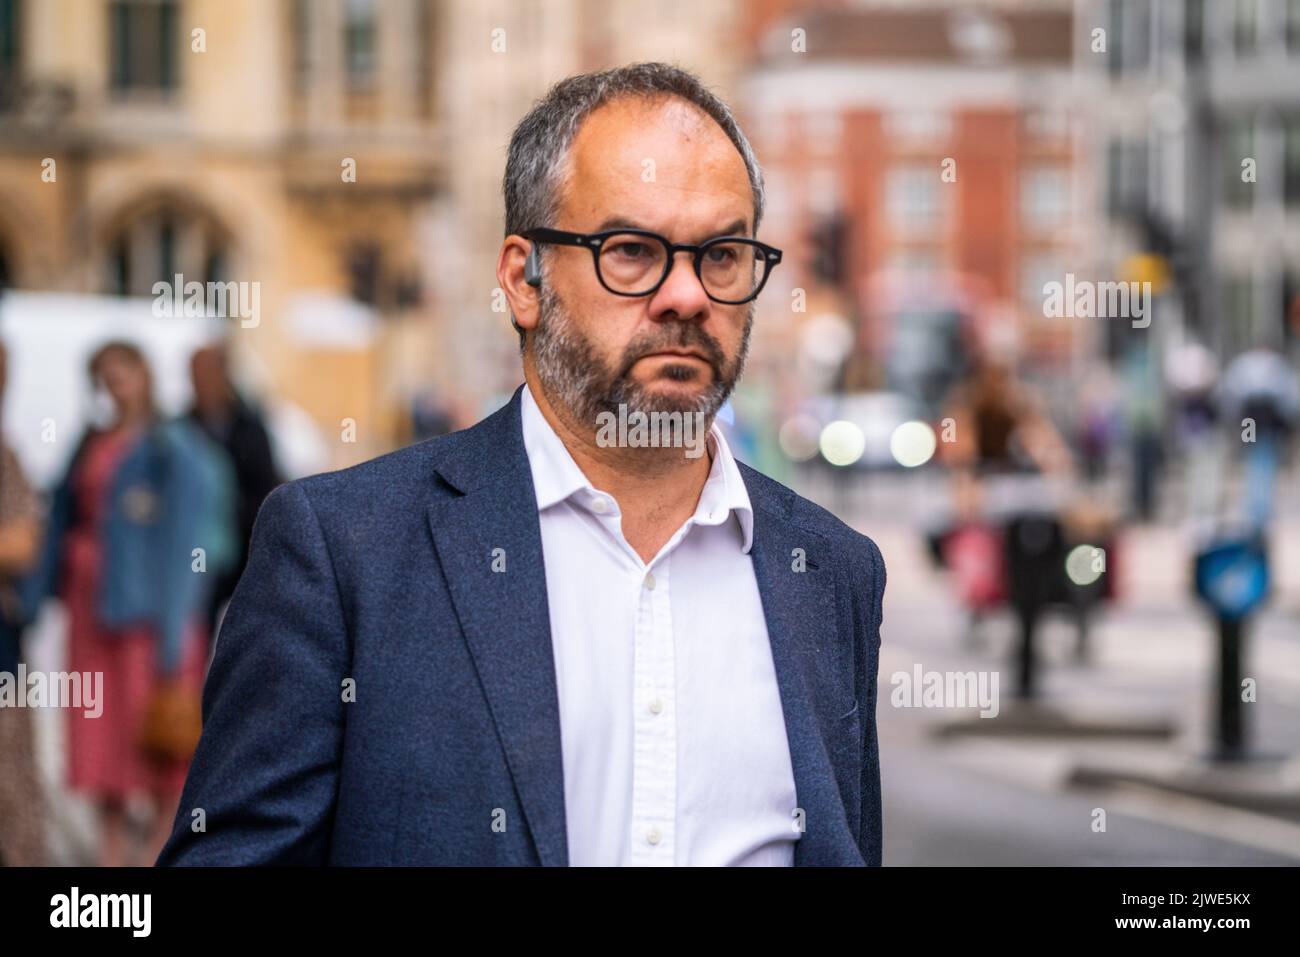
left=630, top=559, right=675, bottom=865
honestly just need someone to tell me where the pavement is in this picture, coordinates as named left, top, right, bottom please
left=823, top=470, right=1300, bottom=865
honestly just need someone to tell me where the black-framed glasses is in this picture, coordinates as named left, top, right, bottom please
left=522, top=227, right=783, bottom=305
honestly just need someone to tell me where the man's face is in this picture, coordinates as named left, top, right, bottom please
left=530, top=96, right=756, bottom=430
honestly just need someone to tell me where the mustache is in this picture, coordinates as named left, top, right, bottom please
left=614, top=325, right=726, bottom=381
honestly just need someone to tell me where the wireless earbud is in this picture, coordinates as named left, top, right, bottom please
left=524, top=243, right=542, bottom=288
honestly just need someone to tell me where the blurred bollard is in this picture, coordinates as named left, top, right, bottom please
left=1193, top=534, right=1270, bottom=761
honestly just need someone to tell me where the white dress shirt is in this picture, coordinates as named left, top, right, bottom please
left=520, top=383, right=799, bottom=866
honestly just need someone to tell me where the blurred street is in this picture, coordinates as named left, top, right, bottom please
left=810, top=470, right=1300, bottom=865
left=3, top=0, right=1300, bottom=868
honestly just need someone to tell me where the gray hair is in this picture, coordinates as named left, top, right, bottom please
left=503, top=62, right=765, bottom=350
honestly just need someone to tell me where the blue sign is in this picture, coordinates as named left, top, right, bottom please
left=1194, top=538, right=1270, bottom=620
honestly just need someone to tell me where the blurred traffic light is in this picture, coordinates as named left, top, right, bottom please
left=809, top=213, right=849, bottom=287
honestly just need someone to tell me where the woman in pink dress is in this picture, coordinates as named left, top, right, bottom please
left=32, top=342, right=221, bottom=866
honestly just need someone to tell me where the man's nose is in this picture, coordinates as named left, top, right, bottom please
left=648, top=251, right=711, bottom=321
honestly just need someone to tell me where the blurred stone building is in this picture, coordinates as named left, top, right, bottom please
left=1079, top=0, right=1300, bottom=362
left=0, top=0, right=448, bottom=466
left=0, top=0, right=744, bottom=464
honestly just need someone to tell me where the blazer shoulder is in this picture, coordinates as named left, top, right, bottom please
left=286, top=429, right=470, bottom=509
left=737, top=460, right=885, bottom=582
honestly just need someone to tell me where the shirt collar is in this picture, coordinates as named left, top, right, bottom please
left=520, top=383, right=754, bottom=554
left=520, top=382, right=593, bottom=511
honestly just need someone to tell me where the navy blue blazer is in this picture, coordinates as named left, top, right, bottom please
left=158, top=385, right=886, bottom=866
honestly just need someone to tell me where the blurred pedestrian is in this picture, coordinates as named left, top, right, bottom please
left=22, top=340, right=231, bottom=866
left=0, top=341, right=48, bottom=866
left=939, top=353, right=1073, bottom=515
left=1218, top=346, right=1300, bottom=530
left=186, top=343, right=281, bottom=642
left=1121, top=341, right=1165, bottom=522
left=936, top=353, right=1074, bottom=641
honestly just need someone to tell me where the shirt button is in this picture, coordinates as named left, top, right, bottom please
left=644, top=572, right=656, bottom=591
left=646, top=827, right=662, bottom=846
left=591, top=497, right=609, bottom=514
left=648, top=698, right=663, bottom=715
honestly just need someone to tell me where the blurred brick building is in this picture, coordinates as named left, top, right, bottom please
left=740, top=0, right=1088, bottom=406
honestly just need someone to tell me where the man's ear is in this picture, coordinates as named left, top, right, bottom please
left=497, top=235, right=541, bottom=335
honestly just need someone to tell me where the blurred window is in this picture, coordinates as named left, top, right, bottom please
left=1233, top=0, right=1258, bottom=58
left=291, top=0, right=312, bottom=91
left=1286, top=272, right=1300, bottom=345
left=1290, top=0, right=1300, bottom=55
left=808, top=165, right=839, bottom=217
left=1023, top=109, right=1069, bottom=142
left=344, top=0, right=377, bottom=88
left=414, top=0, right=432, bottom=117
left=1021, top=254, right=1064, bottom=314
left=887, top=165, right=944, bottom=234
left=348, top=242, right=382, bottom=306
left=1105, top=138, right=1147, bottom=216
left=1129, top=0, right=1151, bottom=72
left=1184, top=0, right=1204, bottom=63
left=1106, top=0, right=1124, bottom=77
left=883, top=111, right=951, bottom=145
left=1021, top=167, right=1070, bottom=233
left=1286, top=118, right=1300, bottom=206
left=0, top=0, right=18, bottom=89
left=109, top=0, right=178, bottom=93
left=103, top=202, right=229, bottom=297
left=1223, top=116, right=1256, bottom=209
left=886, top=249, right=940, bottom=273
left=1223, top=274, right=1255, bottom=355
left=1108, top=0, right=1150, bottom=77
left=806, top=111, right=842, bottom=153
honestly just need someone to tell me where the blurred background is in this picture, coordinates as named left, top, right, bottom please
left=0, top=0, right=1297, bottom=866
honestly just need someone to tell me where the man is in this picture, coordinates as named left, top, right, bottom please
left=186, top=343, right=281, bottom=643
left=159, top=62, right=885, bottom=867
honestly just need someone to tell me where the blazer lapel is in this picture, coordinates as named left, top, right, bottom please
left=425, top=388, right=569, bottom=867
left=744, top=469, right=864, bottom=866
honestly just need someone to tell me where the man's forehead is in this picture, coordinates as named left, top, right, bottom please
left=562, top=96, right=752, bottom=231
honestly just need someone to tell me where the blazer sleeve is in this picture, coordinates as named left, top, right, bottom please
left=157, top=480, right=350, bottom=865
left=855, top=536, right=886, bottom=866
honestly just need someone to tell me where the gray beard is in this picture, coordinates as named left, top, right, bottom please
left=530, top=283, right=753, bottom=435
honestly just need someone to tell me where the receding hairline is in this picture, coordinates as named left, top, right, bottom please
left=551, top=91, right=756, bottom=233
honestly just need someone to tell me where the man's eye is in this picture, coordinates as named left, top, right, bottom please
left=705, top=246, right=738, bottom=264
left=610, top=242, right=652, bottom=260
